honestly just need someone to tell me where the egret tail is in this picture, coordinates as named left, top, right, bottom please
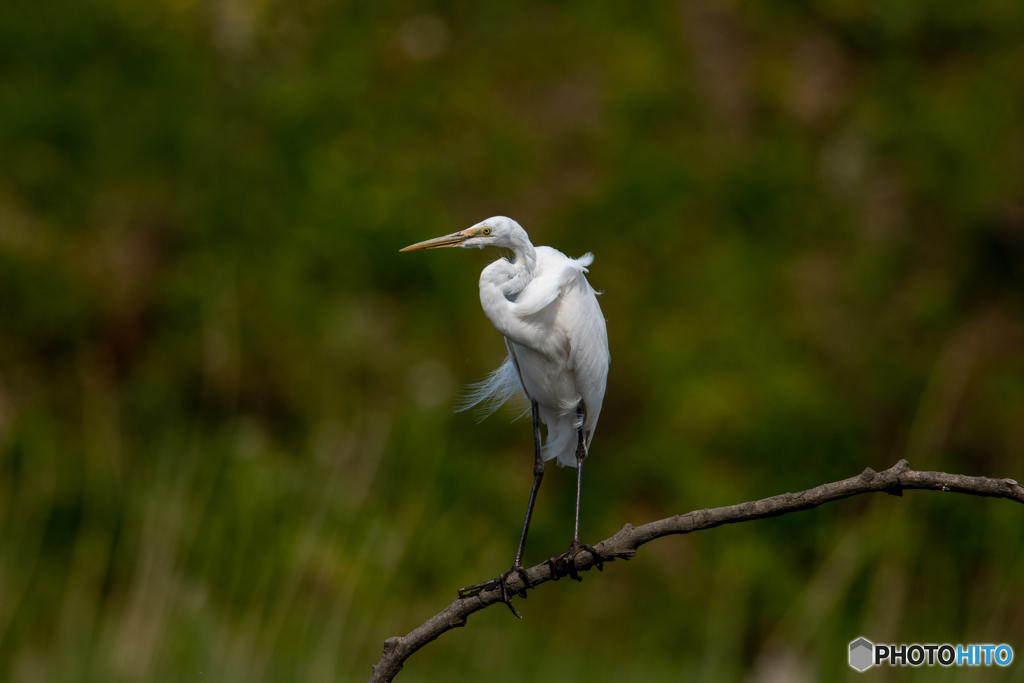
left=541, top=410, right=585, bottom=468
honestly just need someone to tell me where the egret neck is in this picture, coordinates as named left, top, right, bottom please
left=477, top=228, right=538, bottom=347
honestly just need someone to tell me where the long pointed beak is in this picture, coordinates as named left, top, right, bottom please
left=399, top=230, right=473, bottom=252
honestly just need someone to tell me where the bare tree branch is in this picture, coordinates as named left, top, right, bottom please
left=368, top=459, right=1024, bottom=683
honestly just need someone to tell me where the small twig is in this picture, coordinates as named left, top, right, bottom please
left=368, top=459, right=1024, bottom=682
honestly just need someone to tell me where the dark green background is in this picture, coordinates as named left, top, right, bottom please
left=1, top=0, right=1023, bottom=680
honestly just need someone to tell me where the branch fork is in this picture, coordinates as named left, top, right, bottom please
left=369, top=459, right=1024, bottom=683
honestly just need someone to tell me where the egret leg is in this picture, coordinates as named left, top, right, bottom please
left=457, top=401, right=544, bottom=617
left=546, top=408, right=606, bottom=581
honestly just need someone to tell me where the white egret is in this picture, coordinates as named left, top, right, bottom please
left=401, top=216, right=610, bottom=616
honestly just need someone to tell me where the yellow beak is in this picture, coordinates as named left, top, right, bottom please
left=400, top=229, right=474, bottom=252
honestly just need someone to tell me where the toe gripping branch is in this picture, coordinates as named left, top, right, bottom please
left=545, top=542, right=609, bottom=582
left=458, top=542, right=617, bottom=618
left=458, top=565, right=533, bottom=618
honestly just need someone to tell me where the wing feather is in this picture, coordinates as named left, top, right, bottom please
left=572, top=318, right=609, bottom=409
left=561, top=255, right=609, bottom=445
left=512, top=252, right=592, bottom=317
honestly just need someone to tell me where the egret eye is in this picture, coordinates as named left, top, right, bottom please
left=481, top=227, right=492, bottom=235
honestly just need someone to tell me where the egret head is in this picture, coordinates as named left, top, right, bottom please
left=400, top=216, right=526, bottom=252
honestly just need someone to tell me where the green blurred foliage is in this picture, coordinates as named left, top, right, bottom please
left=1, top=0, right=1024, bottom=680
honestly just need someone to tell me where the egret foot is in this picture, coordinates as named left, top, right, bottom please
left=457, top=565, right=532, bottom=618
left=548, top=541, right=606, bottom=582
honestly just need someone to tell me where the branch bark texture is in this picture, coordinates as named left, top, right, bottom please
left=369, top=459, right=1024, bottom=683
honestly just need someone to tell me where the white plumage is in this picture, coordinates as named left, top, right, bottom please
left=404, top=217, right=609, bottom=464
left=401, top=216, right=611, bottom=609
left=469, top=246, right=608, bottom=467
